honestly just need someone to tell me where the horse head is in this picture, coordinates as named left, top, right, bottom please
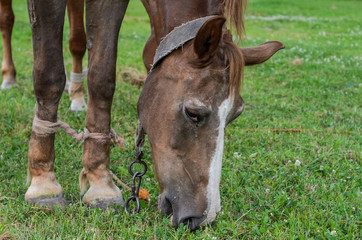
left=138, top=16, right=284, bottom=230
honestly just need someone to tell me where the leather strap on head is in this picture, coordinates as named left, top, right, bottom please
left=151, top=16, right=218, bottom=71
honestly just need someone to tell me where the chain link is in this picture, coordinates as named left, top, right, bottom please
left=125, top=148, right=147, bottom=215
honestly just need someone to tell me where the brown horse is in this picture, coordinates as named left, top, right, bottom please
left=138, top=0, right=284, bottom=229
left=26, top=0, right=129, bottom=210
left=25, top=0, right=284, bottom=230
left=0, top=0, right=87, bottom=111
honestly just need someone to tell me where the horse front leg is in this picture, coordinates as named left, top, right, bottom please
left=67, top=0, right=87, bottom=111
left=25, top=0, right=68, bottom=206
left=0, top=0, right=16, bottom=90
left=80, top=0, right=129, bottom=210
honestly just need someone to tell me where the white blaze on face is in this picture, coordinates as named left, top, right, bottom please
left=202, top=95, right=234, bottom=225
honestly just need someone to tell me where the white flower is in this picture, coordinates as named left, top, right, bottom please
left=295, top=160, right=301, bottom=167
left=332, top=169, right=336, bottom=174
left=320, top=165, right=324, bottom=171
left=331, top=230, right=337, bottom=236
left=265, top=188, right=270, bottom=194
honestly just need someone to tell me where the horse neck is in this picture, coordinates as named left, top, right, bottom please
left=145, top=0, right=224, bottom=42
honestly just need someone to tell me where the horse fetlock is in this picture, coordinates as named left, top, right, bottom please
left=69, top=81, right=86, bottom=111
left=28, top=135, right=55, bottom=170
left=69, top=81, right=84, bottom=97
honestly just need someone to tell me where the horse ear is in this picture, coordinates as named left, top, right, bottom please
left=241, top=41, right=285, bottom=66
left=193, top=16, right=226, bottom=60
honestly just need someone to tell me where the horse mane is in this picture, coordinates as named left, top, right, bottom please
left=221, top=30, right=244, bottom=96
left=222, top=0, right=247, bottom=40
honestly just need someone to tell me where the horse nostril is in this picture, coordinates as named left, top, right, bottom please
left=158, top=195, right=173, bottom=216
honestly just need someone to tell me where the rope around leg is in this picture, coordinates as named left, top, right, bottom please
left=32, top=115, right=124, bottom=147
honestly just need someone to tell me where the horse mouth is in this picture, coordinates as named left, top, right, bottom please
left=175, top=214, right=207, bottom=230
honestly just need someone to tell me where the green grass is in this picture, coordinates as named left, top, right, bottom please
left=1, top=0, right=361, bottom=239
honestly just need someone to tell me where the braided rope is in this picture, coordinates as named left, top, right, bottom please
left=32, top=115, right=124, bottom=148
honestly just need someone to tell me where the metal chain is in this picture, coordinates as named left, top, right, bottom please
left=125, top=121, right=147, bottom=215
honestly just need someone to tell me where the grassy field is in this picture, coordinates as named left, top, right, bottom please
left=0, top=0, right=361, bottom=239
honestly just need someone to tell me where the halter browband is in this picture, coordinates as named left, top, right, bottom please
left=150, top=15, right=217, bottom=71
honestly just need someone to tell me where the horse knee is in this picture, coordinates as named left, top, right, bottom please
left=88, top=79, right=115, bottom=102
left=33, top=67, right=66, bottom=104
left=87, top=66, right=115, bottom=102
left=69, top=33, right=86, bottom=60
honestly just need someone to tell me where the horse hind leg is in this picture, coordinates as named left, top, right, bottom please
left=25, top=0, right=68, bottom=207
left=80, top=0, right=129, bottom=211
left=0, top=0, right=16, bottom=90
left=67, top=0, right=87, bottom=111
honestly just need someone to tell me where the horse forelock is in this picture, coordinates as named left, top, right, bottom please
left=222, top=31, right=244, bottom=97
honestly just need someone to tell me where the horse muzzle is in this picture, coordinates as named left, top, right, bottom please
left=158, top=192, right=208, bottom=230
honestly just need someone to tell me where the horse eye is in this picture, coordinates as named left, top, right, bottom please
left=185, top=107, right=200, bottom=123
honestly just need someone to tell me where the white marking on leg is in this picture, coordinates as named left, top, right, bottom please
left=1, top=76, right=17, bottom=90
left=203, top=95, right=234, bottom=225
left=69, top=69, right=87, bottom=111
left=70, top=97, right=87, bottom=111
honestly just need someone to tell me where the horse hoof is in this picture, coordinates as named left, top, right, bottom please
left=1, top=80, right=17, bottom=90
left=87, top=196, right=124, bottom=212
left=70, top=98, right=87, bottom=111
left=26, top=194, right=69, bottom=207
